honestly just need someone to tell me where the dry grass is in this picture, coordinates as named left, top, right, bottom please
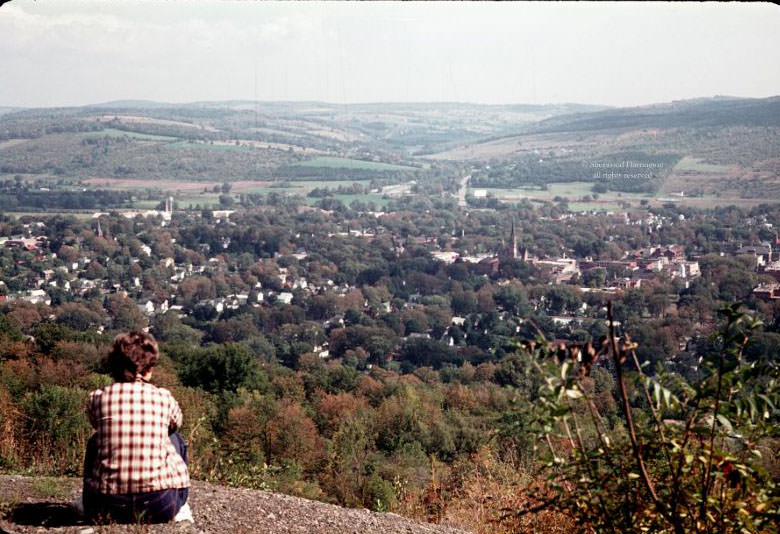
left=82, top=178, right=274, bottom=192
left=0, top=388, right=23, bottom=468
left=395, top=448, right=574, bottom=534
left=83, top=178, right=218, bottom=191
left=0, top=139, right=29, bottom=151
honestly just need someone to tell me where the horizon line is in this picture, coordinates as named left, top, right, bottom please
left=3, top=93, right=778, bottom=112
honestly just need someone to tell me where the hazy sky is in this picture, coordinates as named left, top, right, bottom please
left=2, top=1, right=780, bottom=108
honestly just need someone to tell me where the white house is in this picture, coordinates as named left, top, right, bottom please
left=431, top=251, right=460, bottom=264
left=138, top=301, right=155, bottom=316
left=24, top=289, right=50, bottom=305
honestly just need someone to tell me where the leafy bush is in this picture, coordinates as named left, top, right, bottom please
left=505, top=303, right=780, bottom=534
left=23, top=384, right=90, bottom=473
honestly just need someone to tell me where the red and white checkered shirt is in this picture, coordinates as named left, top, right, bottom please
left=85, top=380, right=190, bottom=495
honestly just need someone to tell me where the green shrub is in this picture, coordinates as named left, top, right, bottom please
left=505, top=303, right=780, bottom=534
left=23, top=384, right=90, bottom=474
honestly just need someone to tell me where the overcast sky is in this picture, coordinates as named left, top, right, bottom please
left=2, top=1, right=780, bottom=108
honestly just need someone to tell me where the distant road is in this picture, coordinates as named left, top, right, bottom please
left=457, top=174, right=471, bottom=207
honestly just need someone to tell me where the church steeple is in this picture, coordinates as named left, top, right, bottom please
left=510, top=217, right=517, bottom=259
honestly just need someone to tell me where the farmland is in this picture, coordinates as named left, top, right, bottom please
left=473, top=182, right=651, bottom=207
left=81, top=178, right=272, bottom=192
left=673, top=156, right=734, bottom=173
left=473, top=178, right=775, bottom=211
left=292, top=156, right=417, bottom=172
left=1, top=97, right=780, bottom=213
left=81, top=129, right=180, bottom=142
left=104, top=178, right=393, bottom=209
left=168, top=140, right=254, bottom=151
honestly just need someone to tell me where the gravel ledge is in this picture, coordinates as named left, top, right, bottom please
left=0, top=476, right=471, bottom=534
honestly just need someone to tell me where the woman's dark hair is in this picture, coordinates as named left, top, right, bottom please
left=107, top=331, right=159, bottom=382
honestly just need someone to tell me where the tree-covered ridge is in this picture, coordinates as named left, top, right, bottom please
left=4, top=96, right=779, bottom=206
left=526, top=96, right=780, bottom=134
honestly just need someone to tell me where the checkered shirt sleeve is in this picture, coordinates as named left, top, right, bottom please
left=85, top=381, right=190, bottom=495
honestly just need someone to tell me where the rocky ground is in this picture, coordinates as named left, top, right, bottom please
left=0, top=476, right=471, bottom=534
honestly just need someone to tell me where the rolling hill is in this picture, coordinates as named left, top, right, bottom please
left=1, top=96, right=778, bottom=207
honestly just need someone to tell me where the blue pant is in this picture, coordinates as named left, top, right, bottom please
left=83, top=432, right=189, bottom=524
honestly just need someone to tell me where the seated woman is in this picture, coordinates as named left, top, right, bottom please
left=83, top=332, right=192, bottom=524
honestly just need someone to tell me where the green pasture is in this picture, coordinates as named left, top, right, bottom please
left=238, top=180, right=371, bottom=195
left=566, top=202, right=624, bottom=212
left=303, top=193, right=390, bottom=208
left=130, top=200, right=162, bottom=209
left=292, top=156, right=416, bottom=172
left=175, top=193, right=221, bottom=209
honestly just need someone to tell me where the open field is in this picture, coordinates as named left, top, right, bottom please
left=474, top=182, right=653, bottom=202
left=673, top=156, right=734, bottom=173
left=94, top=114, right=220, bottom=132
left=130, top=200, right=162, bottom=209
left=4, top=211, right=96, bottom=219
left=168, top=140, right=252, bottom=151
left=473, top=181, right=780, bottom=211
left=293, top=156, right=416, bottom=171
left=567, top=202, right=624, bottom=212
left=423, top=131, right=607, bottom=161
left=223, top=139, right=325, bottom=155
left=236, top=140, right=325, bottom=154
left=170, top=138, right=326, bottom=155
left=659, top=156, right=743, bottom=196
left=0, top=139, right=30, bottom=150
left=648, top=196, right=779, bottom=209
left=83, top=178, right=223, bottom=191
left=79, top=177, right=379, bottom=197
left=659, top=172, right=736, bottom=196
left=81, top=129, right=180, bottom=141
left=307, top=128, right=363, bottom=143
left=304, top=192, right=390, bottom=208
left=102, top=177, right=390, bottom=209
left=249, top=126, right=306, bottom=138
left=175, top=193, right=221, bottom=209
left=82, top=178, right=274, bottom=192
left=230, top=180, right=279, bottom=191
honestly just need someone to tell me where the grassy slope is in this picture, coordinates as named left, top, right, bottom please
left=292, top=156, right=416, bottom=171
